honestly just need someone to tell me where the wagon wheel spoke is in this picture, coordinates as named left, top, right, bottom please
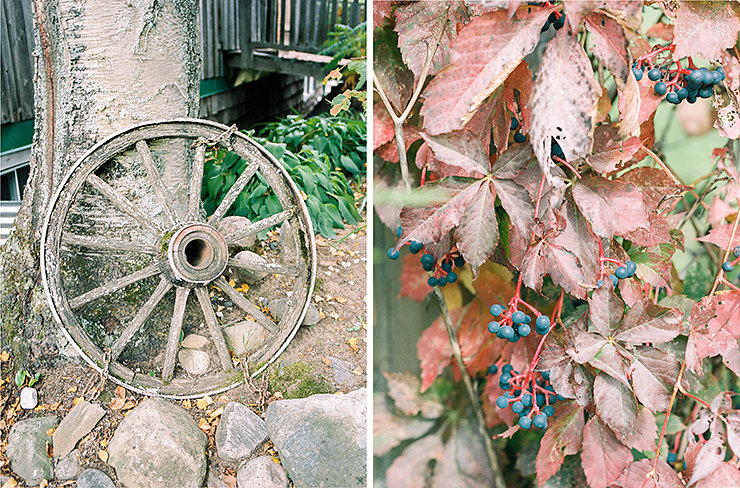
left=162, top=286, right=191, bottom=382
left=86, top=174, right=163, bottom=236
left=188, top=145, right=206, bottom=221
left=214, top=276, right=279, bottom=334
left=194, top=286, right=233, bottom=371
left=209, top=162, right=259, bottom=224
left=69, top=263, right=161, bottom=309
left=228, top=257, right=301, bottom=277
left=110, top=277, right=173, bottom=361
left=224, top=209, right=293, bottom=246
left=62, top=233, right=158, bottom=255
left=136, top=140, right=177, bottom=225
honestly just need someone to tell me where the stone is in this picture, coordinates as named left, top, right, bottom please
left=20, top=386, right=38, bottom=410
left=237, top=456, right=289, bottom=488
left=228, top=250, right=269, bottom=283
left=327, top=356, right=355, bottom=387
left=181, top=334, right=209, bottom=349
left=265, top=389, right=366, bottom=487
left=178, top=348, right=210, bottom=376
left=108, top=398, right=207, bottom=488
left=268, top=298, right=320, bottom=326
left=206, top=469, right=229, bottom=488
left=217, top=216, right=256, bottom=248
left=77, top=469, right=115, bottom=488
left=6, top=416, right=58, bottom=485
left=53, top=401, right=105, bottom=458
left=215, top=402, right=268, bottom=464
left=224, top=320, right=267, bottom=356
left=55, top=449, right=81, bottom=481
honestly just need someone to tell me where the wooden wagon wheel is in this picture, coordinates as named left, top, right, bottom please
left=41, top=119, right=316, bottom=398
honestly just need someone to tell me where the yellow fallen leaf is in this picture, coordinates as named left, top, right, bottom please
left=122, top=401, right=136, bottom=410
left=208, top=407, right=224, bottom=419
left=0, top=351, right=9, bottom=361
left=34, top=404, right=47, bottom=411
left=314, top=295, right=324, bottom=302
left=196, top=396, right=213, bottom=410
left=73, top=397, right=84, bottom=406
left=182, top=399, right=191, bottom=409
left=46, top=428, right=55, bottom=436
left=352, top=367, right=363, bottom=375
left=98, top=450, right=108, bottom=463
left=228, top=279, right=236, bottom=287
left=38, top=480, right=48, bottom=488
left=67, top=385, right=78, bottom=393
left=322, top=357, right=331, bottom=367
left=100, top=438, right=108, bottom=447
left=198, top=418, right=210, bottom=431
left=335, top=297, right=347, bottom=304
left=347, top=338, right=359, bottom=353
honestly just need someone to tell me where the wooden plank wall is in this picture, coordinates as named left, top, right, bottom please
left=1, top=0, right=34, bottom=125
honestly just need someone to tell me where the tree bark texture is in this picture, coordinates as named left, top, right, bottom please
left=1, top=0, right=200, bottom=368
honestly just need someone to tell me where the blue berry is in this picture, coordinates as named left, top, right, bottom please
left=512, top=311, right=526, bottom=324
left=543, top=405, right=555, bottom=417
left=490, top=304, right=504, bottom=317
left=667, top=452, right=677, bottom=464
left=524, top=314, right=532, bottom=324
left=512, top=401, right=524, bottom=414
left=654, top=82, right=667, bottom=95
left=510, top=117, right=519, bottom=131
left=698, top=86, right=713, bottom=98
left=446, top=271, right=457, bottom=283
left=487, top=364, right=499, bottom=375
left=409, top=241, right=424, bottom=254
left=533, top=414, right=548, bottom=429
left=700, top=67, right=712, bottom=84
left=688, top=69, right=703, bottom=85
left=556, top=394, right=567, bottom=401
left=519, top=416, right=532, bottom=429
left=521, top=394, right=533, bottom=407
left=596, top=279, right=604, bottom=287
left=396, top=226, right=403, bottom=237
left=387, top=248, right=400, bottom=260
left=615, top=266, right=628, bottom=279
left=711, top=70, right=722, bottom=85
left=648, top=68, right=662, bottom=81
left=422, top=262, right=434, bottom=272
left=666, top=91, right=679, bottom=104
left=496, top=396, right=509, bottom=409
left=441, top=262, right=452, bottom=272
left=609, top=274, right=619, bottom=287
left=535, top=315, right=550, bottom=328
left=536, top=393, right=545, bottom=407
left=553, top=13, right=565, bottom=29
left=500, top=382, right=511, bottom=390
left=454, top=256, right=465, bottom=267
left=677, top=87, right=688, bottom=100
left=502, top=364, right=513, bottom=374
left=428, top=276, right=438, bottom=287
left=541, top=371, right=550, bottom=381
left=437, top=276, right=447, bottom=287
left=687, top=96, right=697, bottom=104
left=625, top=260, right=637, bottom=276
left=513, top=131, right=527, bottom=143
left=733, top=246, right=740, bottom=257
left=420, top=254, right=435, bottom=267
left=518, top=324, right=531, bottom=337
left=488, top=321, right=500, bottom=334
left=499, top=326, right=515, bottom=341
left=632, top=67, right=643, bottom=81
left=722, top=261, right=734, bottom=272
left=510, top=334, right=520, bottom=343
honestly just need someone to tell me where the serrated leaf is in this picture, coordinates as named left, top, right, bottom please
left=624, top=408, right=658, bottom=451
left=421, top=6, right=556, bottom=134
left=432, top=422, right=494, bottom=487
left=571, top=174, right=649, bottom=238
left=585, top=125, right=642, bottom=173
left=584, top=12, right=629, bottom=84
left=581, top=416, right=633, bottom=488
left=613, top=299, right=682, bottom=344
left=617, top=69, right=662, bottom=138
left=420, top=131, right=489, bottom=178
left=529, top=28, right=601, bottom=185
left=726, top=414, right=740, bottom=459
left=697, top=222, right=740, bottom=249
left=535, top=404, right=585, bottom=486
left=694, top=462, right=740, bottom=488
left=374, top=28, right=414, bottom=114
left=455, top=182, right=499, bottom=272
left=373, top=396, right=435, bottom=457
left=686, top=291, right=740, bottom=376
left=492, top=178, right=534, bottom=239
left=688, top=437, right=726, bottom=486
left=615, top=459, right=684, bottom=488
left=629, top=346, right=681, bottom=412
left=672, top=1, right=740, bottom=62
left=386, top=434, right=445, bottom=488
left=589, top=285, right=624, bottom=337
left=398, top=253, right=433, bottom=302
left=594, top=372, right=637, bottom=441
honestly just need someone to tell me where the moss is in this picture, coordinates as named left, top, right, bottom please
left=268, top=361, right=333, bottom=399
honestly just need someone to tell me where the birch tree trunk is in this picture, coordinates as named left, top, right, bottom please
left=0, top=0, right=200, bottom=368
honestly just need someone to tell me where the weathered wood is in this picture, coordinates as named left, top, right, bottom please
left=69, top=263, right=161, bottom=309
left=110, top=277, right=173, bottom=361
left=228, top=257, right=300, bottom=276
left=214, top=276, right=279, bottom=334
left=224, top=208, right=292, bottom=245
left=86, top=174, right=163, bottom=236
left=135, top=140, right=177, bottom=225
left=194, top=285, right=234, bottom=371
left=209, top=161, right=258, bottom=224
left=162, top=286, right=191, bottom=381
left=62, top=233, right=157, bottom=255
left=188, top=145, right=206, bottom=221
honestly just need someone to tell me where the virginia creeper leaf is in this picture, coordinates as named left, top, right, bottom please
left=688, top=437, right=726, bottom=486
left=385, top=434, right=445, bottom=488
left=615, top=459, right=684, bottom=488
left=672, top=1, right=740, bottom=62
left=398, top=253, right=432, bottom=301
left=585, top=125, right=642, bottom=174
left=581, top=416, right=632, bottom=488
left=420, top=131, right=489, bottom=178
left=594, top=372, right=637, bottom=441
left=629, top=346, right=681, bottom=412
left=589, top=285, right=624, bottom=337
left=613, top=299, right=683, bottom=344
left=455, top=182, right=499, bottom=272
left=535, top=404, right=585, bottom=487
left=374, top=396, right=436, bottom=457
left=583, top=12, right=629, bottom=84
left=571, top=174, right=649, bottom=238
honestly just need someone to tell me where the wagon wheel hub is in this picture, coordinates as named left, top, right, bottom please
left=168, top=224, right=228, bottom=284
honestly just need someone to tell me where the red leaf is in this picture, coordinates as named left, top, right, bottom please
left=629, top=346, right=681, bottom=412
left=614, top=299, right=683, bottom=344
left=583, top=12, right=629, bottom=83
left=617, top=69, right=663, bottom=138
left=420, top=131, right=489, bottom=178
left=374, top=28, right=414, bottom=114
left=697, top=222, right=740, bottom=249
left=433, top=423, right=494, bottom=487
left=374, top=102, right=396, bottom=150
left=594, top=372, right=637, bottom=442
left=646, top=22, right=674, bottom=42
left=585, top=125, right=642, bottom=174
left=374, top=1, right=393, bottom=30
left=398, top=253, right=432, bottom=302
left=417, top=316, right=454, bottom=392
left=455, top=182, right=499, bottom=273
left=615, top=459, right=684, bottom=488
left=688, top=437, right=726, bottom=486
left=535, top=404, right=585, bottom=486
left=687, top=291, right=740, bottom=376
left=374, top=396, right=436, bottom=457
left=503, top=61, right=535, bottom=134
left=375, top=126, right=421, bottom=163
left=581, top=416, right=632, bottom=488
left=624, top=408, right=658, bottom=451
left=529, top=28, right=601, bottom=184
left=571, top=174, right=649, bottom=238
left=420, top=6, right=557, bottom=134
left=589, top=285, right=624, bottom=337
left=620, top=167, right=687, bottom=211
left=672, top=1, right=740, bottom=62
left=695, top=462, right=740, bottom=488
left=726, top=414, right=740, bottom=459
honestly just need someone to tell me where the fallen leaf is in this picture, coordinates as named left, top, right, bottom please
left=209, top=407, right=225, bottom=419
left=322, top=358, right=332, bottom=367
left=2, top=477, right=18, bottom=488
left=196, top=396, right=213, bottom=410
left=182, top=399, right=191, bottom=409
left=352, top=368, right=363, bottom=375
left=273, top=392, right=283, bottom=399
left=198, top=418, right=210, bottom=431
left=0, top=351, right=9, bottom=361
left=114, top=386, right=126, bottom=398
left=347, top=338, right=359, bottom=353
left=38, top=480, right=48, bottom=488
left=67, top=385, right=77, bottom=393
left=110, top=397, right=125, bottom=410
left=122, top=401, right=136, bottom=410
left=335, top=297, right=347, bottom=303
left=228, top=279, right=236, bottom=287
left=223, top=474, right=237, bottom=488
left=46, top=428, right=55, bottom=436
left=98, top=449, right=108, bottom=463
left=100, top=438, right=108, bottom=447
left=73, top=397, right=84, bottom=406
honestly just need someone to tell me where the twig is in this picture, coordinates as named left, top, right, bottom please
left=433, top=287, right=506, bottom=488
left=709, top=201, right=740, bottom=296
left=641, top=145, right=683, bottom=186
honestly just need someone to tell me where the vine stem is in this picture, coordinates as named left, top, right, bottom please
left=433, top=287, right=506, bottom=488
left=708, top=201, right=740, bottom=296
left=640, top=145, right=683, bottom=186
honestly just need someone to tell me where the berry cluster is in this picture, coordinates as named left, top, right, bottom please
left=596, top=260, right=637, bottom=288
left=487, top=304, right=551, bottom=343
left=386, top=226, right=463, bottom=287
left=632, top=45, right=725, bottom=105
left=721, top=246, right=740, bottom=273
left=489, top=365, right=563, bottom=430
left=541, top=10, right=565, bottom=32
left=510, top=116, right=527, bottom=144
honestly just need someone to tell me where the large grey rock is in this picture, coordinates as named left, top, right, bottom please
left=237, top=456, right=289, bottom=488
left=268, top=298, right=320, bottom=326
left=265, top=389, right=366, bottom=487
left=181, top=334, right=208, bottom=349
left=6, top=416, right=58, bottom=485
left=20, top=386, right=38, bottom=410
left=108, top=398, right=207, bottom=488
left=215, top=402, right=268, bottom=464
left=53, top=401, right=105, bottom=458
left=55, top=449, right=81, bottom=481
left=77, top=469, right=115, bottom=488
left=217, top=216, right=256, bottom=248
left=224, top=320, right=267, bottom=356
left=228, top=250, right=269, bottom=283
left=178, top=348, right=210, bottom=376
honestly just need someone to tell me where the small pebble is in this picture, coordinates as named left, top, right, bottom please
left=20, top=387, right=38, bottom=410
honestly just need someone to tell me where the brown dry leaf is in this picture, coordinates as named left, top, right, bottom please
left=182, top=399, right=191, bottom=409
left=114, top=386, right=126, bottom=398
left=329, top=312, right=340, bottom=320
left=322, top=358, right=332, bottom=367
left=273, top=392, right=283, bottom=400
left=67, top=385, right=78, bottom=393
left=2, top=477, right=18, bottom=488
left=217, top=396, right=229, bottom=404
left=347, top=338, right=359, bottom=353
left=110, top=397, right=125, bottom=411
left=122, top=401, right=136, bottom=410
left=50, top=402, right=61, bottom=411
left=209, top=407, right=225, bottom=419
left=0, top=351, right=9, bottom=361
left=73, top=397, right=84, bottom=406
left=314, top=295, right=325, bottom=302
left=198, top=418, right=210, bottom=431
left=335, top=297, right=347, bottom=304
left=46, top=428, right=55, bottom=436
left=352, top=367, right=363, bottom=375
left=98, top=450, right=108, bottom=463
left=222, top=474, right=237, bottom=488
left=196, top=396, right=213, bottom=410
left=100, top=438, right=109, bottom=447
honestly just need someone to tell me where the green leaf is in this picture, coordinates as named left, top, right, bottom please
left=14, top=370, right=26, bottom=388
left=28, top=372, right=41, bottom=387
